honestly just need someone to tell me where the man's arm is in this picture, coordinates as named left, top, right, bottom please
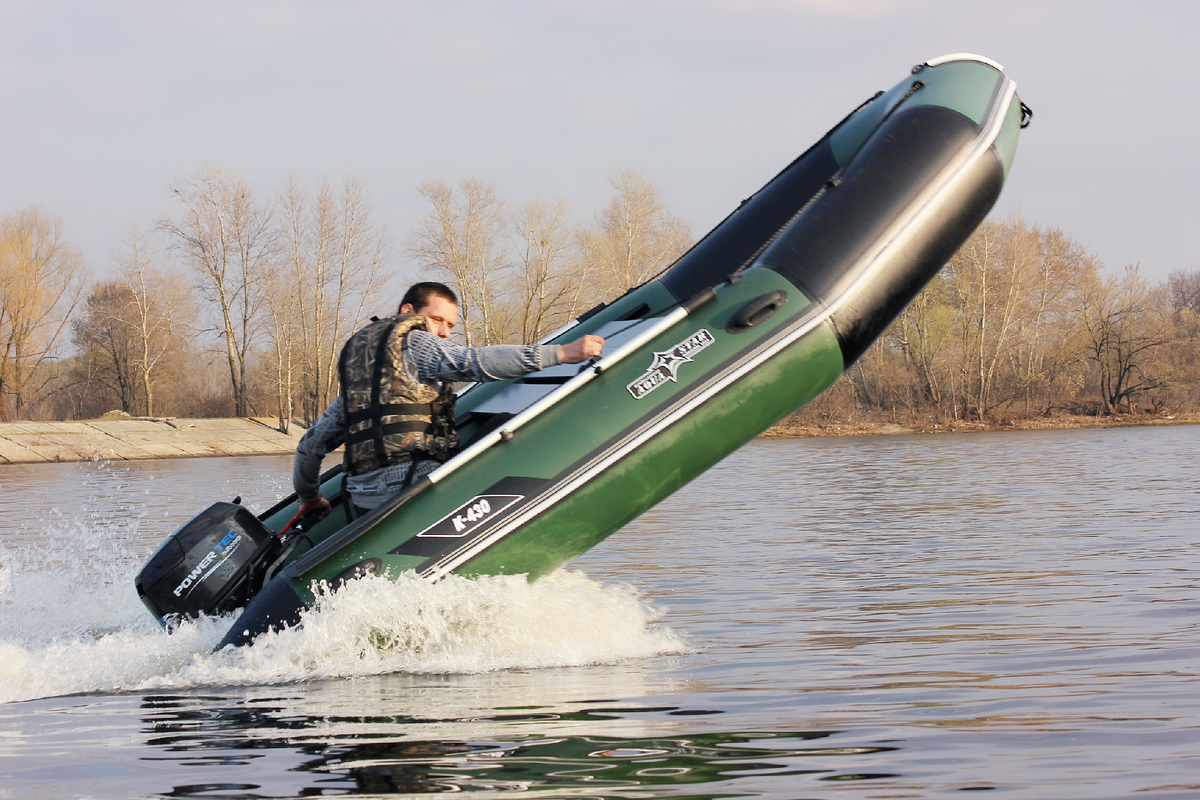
left=293, top=397, right=347, bottom=505
left=404, top=330, right=605, bottom=384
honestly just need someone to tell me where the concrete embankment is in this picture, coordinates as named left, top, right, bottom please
left=0, top=417, right=305, bottom=464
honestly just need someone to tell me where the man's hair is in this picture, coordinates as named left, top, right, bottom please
left=400, top=281, right=458, bottom=313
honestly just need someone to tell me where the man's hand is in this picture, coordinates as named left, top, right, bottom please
left=300, top=496, right=332, bottom=527
left=557, top=334, right=605, bottom=364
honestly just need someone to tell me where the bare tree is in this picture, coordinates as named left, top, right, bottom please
left=1079, top=266, right=1169, bottom=415
left=0, top=207, right=88, bottom=420
left=69, top=232, right=192, bottom=418
left=160, top=165, right=274, bottom=417
left=113, top=229, right=191, bottom=416
left=1008, top=226, right=1095, bottom=415
left=1159, top=268, right=1200, bottom=407
left=408, top=178, right=510, bottom=346
left=323, top=178, right=391, bottom=397
left=508, top=196, right=588, bottom=342
left=1167, top=268, right=1200, bottom=326
left=585, top=168, right=693, bottom=300
left=277, top=177, right=319, bottom=427
left=276, top=176, right=391, bottom=426
left=71, top=282, right=140, bottom=413
left=260, top=264, right=299, bottom=432
left=944, top=218, right=1037, bottom=420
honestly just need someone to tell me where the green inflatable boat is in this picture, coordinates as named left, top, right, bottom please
left=134, top=54, right=1028, bottom=647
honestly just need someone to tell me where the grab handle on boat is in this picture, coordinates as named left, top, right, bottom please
left=727, top=291, right=789, bottom=333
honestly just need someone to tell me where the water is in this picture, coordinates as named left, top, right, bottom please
left=0, top=427, right=1197, bottom=798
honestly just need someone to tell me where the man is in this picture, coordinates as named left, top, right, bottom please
left=294, top=281, right=604, bottom=521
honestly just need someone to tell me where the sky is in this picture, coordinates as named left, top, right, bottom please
left=2, top=0, right=1197, bottom=284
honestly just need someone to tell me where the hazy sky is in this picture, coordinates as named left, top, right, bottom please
left=2, top=0, right=1197, bottom=284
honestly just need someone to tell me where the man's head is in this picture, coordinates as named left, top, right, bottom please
left=399, top=281, right=458, bottom=340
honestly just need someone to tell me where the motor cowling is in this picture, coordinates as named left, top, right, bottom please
left=135, top=502, right=279, bottom=624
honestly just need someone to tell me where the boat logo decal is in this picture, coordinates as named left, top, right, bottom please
left=627, top=328, right=715, bottom=400
left=417, top=494, right=525, bottom=538
left=173, top=528, right=243, bottom=598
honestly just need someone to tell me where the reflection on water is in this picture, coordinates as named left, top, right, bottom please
left=139, top=692, right=888, bottom=797
left=1, top=426, right=1199, bottom=798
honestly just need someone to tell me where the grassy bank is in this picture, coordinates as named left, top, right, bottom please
left=762, top=411, right=1200, bottom=439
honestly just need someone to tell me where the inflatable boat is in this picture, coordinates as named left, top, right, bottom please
left=135, top=54, right=1028, bottom=647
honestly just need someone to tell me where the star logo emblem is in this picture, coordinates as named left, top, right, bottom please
left=626, top=329, right=715, bottom=399
left=648, top=346, right=694, bottom=383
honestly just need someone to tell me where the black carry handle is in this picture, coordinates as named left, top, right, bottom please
left=727, top=290, right=789, bottom=333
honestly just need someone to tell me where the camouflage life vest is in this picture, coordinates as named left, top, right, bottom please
left=337, top=314, right=458, bottom=476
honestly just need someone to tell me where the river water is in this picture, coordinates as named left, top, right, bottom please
left=0, top=425, right=1197, bottom=798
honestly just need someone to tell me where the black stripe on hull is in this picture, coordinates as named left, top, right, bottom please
left=830, top=150, right=1002, bottom=365
left=389, top=476, right=550, bottom=560
left=756, top=104, right=1005, bottom=366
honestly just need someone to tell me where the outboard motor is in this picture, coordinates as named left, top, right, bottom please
left=136, top=502, right=281, bottom=624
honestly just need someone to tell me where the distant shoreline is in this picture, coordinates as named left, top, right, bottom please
left=762, top=412, right=1200, bottom=439
left=1, top=412, right=1195, bottom=465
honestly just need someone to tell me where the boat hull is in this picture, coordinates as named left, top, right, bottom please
left=146, top=54, right=1026, bottom=648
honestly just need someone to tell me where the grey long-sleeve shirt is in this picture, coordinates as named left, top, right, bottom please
left=293, top=329, right=559, bottom=508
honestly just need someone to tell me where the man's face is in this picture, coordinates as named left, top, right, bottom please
left=403, top=296, right=458, bottom=340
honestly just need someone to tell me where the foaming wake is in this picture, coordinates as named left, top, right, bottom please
left=181, top=571, right=685, bottom=688
left=1, top=531, right=686, bottom=703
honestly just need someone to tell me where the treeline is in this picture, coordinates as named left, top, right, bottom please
left=3, top=170, right=1199, bottom=430
left=804, top=217, right=1200, bottom=425
left=0, top=166, right=691, bottom=428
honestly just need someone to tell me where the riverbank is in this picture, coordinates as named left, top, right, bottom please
left=0, top=416, right=303, bottom=463
left=2, top=411, right=1196, bottom=464
left=761, top=411, right=1200, bottom=438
